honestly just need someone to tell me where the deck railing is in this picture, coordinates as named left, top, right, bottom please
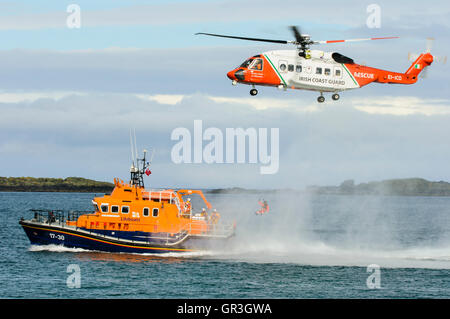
left=30, top=209, right=93, bottom=226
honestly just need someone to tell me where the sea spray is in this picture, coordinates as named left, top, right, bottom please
left=205, top=191, right=450, bottom=269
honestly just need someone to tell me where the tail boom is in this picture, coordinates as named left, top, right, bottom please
left=343, top=52, right=433, bottom=87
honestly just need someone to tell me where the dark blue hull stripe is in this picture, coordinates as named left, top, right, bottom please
left=20, top=221, right=193, bottom=254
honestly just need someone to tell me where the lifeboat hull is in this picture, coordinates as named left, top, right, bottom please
left=20, top=220, right=198, bottom=254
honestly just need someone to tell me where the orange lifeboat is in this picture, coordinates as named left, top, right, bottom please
left=20, top=150, right=235, bottom=254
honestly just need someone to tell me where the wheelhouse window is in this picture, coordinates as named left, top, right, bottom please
left=324, top=68, right=331, bottom=76
left=152, top=208, right=159, bottom=217
left=100, top=204, right=108, bottom=213
left=288, top=64, right=294, bottom=72
left=121, top=206, right=129, bottom=214
left=111, top=205, right=119, bottom=213
left=143, top=207, right=149, bottom=217
left=316, top=67, right=322, bottom=75
left=249, top=58, right=263, bottom=70
left=296, top=65, right=302, bottom=73
left=93, top=203, right=99, bottom=212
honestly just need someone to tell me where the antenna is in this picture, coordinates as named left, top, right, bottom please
left=133, top=128, right=138, bottom=167
left=129, top=128, right=135, bottom=165
left=149, top=148, right=155, bottom=164
left=127, top=130, right=153, bottom=188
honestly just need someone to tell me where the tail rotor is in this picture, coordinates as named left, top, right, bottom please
left=409, top=37, right=447, bottom=79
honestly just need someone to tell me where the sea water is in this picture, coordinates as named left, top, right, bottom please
left=1, top=191, right=449, bottom=298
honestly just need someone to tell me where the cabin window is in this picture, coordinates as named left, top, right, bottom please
left=288, top=64, right=294, bottom=72
left=121, top=206, right=129, bottom=214
left=249, top=58, right=263, bottom=71
left=324, top=68, right=331, bottom=76
left=334, top=68, right=342, bottom=77
left=93, top=203, right=99, bottom=212
left=111, top=205, right=119, bottom=213
left=316, top=67, right=322, bottom=75
left=296, top=65, right=302, bottom=73
left=152, top=208, right=159, bottom=217
left=100, top=204, right=108, bottom=213
left=143, top=207, right=150, bottom=217
left=279, top=61, right=287, bottom=72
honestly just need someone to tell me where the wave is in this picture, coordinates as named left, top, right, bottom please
left=27, top=244, right=217, bottom=261
left=28, top=244, right=90, bottom=253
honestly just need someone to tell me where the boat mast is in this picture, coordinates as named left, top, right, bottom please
left=129, top=129, right=150, bottom=189
left=130, top=129, right=155, bottom=188
left=130, top=150, right=147, bottom=188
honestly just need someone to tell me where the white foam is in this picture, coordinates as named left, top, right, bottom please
left=27, top=244, right=216, bottom=259
left=206, top=238, right=450, bottom=269
left=28, top=244, right=90, bottom=253
left=139, top=250, right=217, bottom=258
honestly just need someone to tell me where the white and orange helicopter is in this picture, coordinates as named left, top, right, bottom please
left=197, top=27, right=445, bottom=102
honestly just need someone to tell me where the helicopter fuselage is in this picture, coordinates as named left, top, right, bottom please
left=227, top=49, right=433, bottom=101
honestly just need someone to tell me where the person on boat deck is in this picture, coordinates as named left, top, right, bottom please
left=48, top=211, right=56, bottom=223
left=201, top=208, right=208, bottom=221
left=185, top=198, right=192, bottom=213
left=210, top=209, right=220, bottom=224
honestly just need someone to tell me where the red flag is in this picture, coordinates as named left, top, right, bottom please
left=145, top=168, right=151, bottom=176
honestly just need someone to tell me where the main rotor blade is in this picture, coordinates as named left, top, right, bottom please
left=313, top=36, right=399, bottom=44
left=195, top=32, right=292, bottom=44
left=290, top=26, right=303, bottom=43
left=426, top=37, right=434, bottom=53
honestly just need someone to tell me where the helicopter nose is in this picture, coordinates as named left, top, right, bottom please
left=227, top=70, right=236, bottom=80
left=227, top=68, right=246, bottom=81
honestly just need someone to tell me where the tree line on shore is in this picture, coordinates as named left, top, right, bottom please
left=2, top=176, right=450, bottom=196
left=0, top=177, right=114, bottom=193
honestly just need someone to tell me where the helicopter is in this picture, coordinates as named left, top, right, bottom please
left=196, top=27, right=441, bottom=103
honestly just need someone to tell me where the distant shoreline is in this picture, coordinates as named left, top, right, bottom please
left=0, top=177, right=114, bottom=193
left=2, top=177, right=450, bottom=197
left=209, top=178, right=450, bottom=197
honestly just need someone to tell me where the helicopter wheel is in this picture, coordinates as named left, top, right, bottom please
left=317, top=95, right=325, bottom=103
left=332, top=93, right=340, bottom=101
left=250, top=88, right=258, bottom=96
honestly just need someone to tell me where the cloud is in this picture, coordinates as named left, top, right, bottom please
left=1, top=0, right=449, bottom=31
left=0, top=45, right=447, bottom=101
left=2, top=91, right=450, bottom=189
left=351, top=96, right=450, bottom=116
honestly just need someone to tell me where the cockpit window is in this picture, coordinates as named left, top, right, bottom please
left=240, top=59, right=253, bottom=68
left=249, top=58, right=263, bottom=70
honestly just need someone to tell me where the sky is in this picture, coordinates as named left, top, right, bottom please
left=1, top=0, right=450, bottom=189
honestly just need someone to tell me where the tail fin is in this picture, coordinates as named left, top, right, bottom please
left=405, top=53, right=433, bottom=80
